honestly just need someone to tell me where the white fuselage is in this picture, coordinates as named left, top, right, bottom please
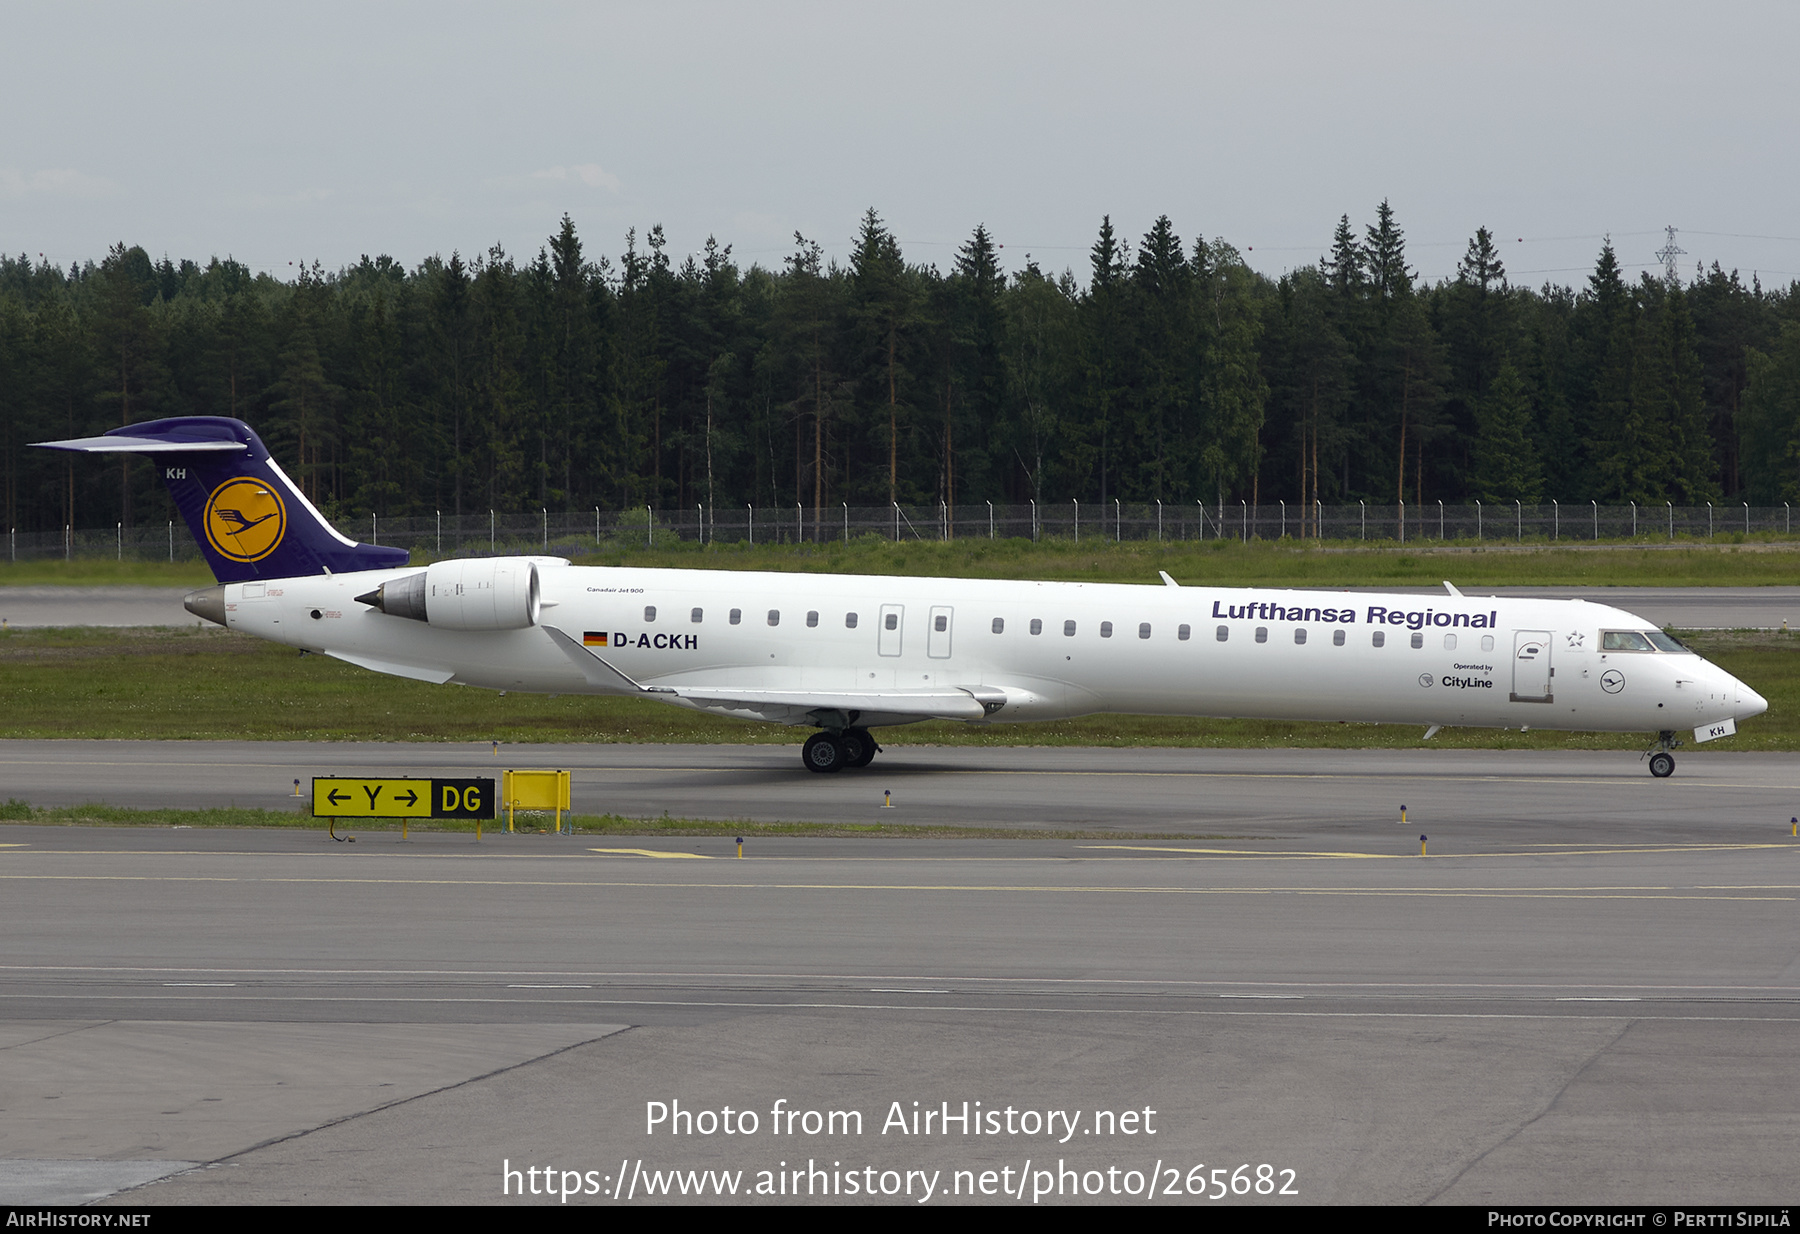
left=216, top=564, right=1766, bottom=737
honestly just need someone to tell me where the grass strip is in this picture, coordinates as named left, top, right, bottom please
left=0, top=800, right=1237, bottom=841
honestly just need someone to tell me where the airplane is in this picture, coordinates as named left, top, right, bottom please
left=36, top=416, right=1767, bottom=778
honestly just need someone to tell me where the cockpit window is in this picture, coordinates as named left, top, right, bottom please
left=1643, top=630, right=1693, bottom=654
left=1602, top=630, right=1656, bottom=652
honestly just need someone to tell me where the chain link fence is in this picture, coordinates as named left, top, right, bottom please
left=8, top=500, right=1797, bottom=564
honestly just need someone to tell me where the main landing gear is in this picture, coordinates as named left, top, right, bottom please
left=1645, top=730, right=1682, bottom=778
left=801, top=727, right=880, bottom=773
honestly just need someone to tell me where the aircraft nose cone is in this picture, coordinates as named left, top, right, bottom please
left=1737, top=681, right=1768, bottom=721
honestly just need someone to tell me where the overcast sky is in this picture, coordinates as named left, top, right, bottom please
left=5, top=1, right=1798, bottom=290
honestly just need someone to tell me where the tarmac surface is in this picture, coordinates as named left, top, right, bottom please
left=2, top=743, right=1798, bottom=1206
left=5, top=583, right=1800, bottom=629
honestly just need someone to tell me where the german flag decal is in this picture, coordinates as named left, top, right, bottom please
left=583, top=632, right=608, bottom=647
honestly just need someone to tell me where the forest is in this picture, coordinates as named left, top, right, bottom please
left=4, top=203, right=1799, bottom=538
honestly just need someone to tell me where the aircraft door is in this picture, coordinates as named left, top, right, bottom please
left=1511, top=630, right=1553, bottom=703
left=878, top=604, right=904, bottom=657
left=927, top=606, right=953, bottom=658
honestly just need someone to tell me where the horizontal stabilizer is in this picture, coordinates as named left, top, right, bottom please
left=34, top=432, right=247, bottom=454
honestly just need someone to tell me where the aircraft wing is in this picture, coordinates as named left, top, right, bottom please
left=541, top=625, right=991, bottom=722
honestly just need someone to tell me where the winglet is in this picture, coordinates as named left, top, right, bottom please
left=1159, top=571, right=1180, bottom=588
left=1443, top=581, right=1464, bottom=598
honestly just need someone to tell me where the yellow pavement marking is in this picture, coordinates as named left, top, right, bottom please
left=587, top=848, right=712, bottom=859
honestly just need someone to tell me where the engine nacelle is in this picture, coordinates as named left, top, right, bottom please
left=356, top=558, right=541, bottom=631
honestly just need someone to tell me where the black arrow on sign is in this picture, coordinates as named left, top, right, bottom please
left=327, top=788, right=351, bottom=805
left=395, top=789, right=418, bottom=807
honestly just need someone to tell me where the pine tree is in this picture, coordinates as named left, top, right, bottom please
left=1471, top=360, right=1542, bottom=502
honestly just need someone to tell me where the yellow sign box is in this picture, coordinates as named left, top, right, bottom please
left=312, top=777, right=494, bottom=819
left=502, top=769, right=571, bottom=831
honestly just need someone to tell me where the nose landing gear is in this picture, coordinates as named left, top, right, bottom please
left=1644, top=730, right=1681, bottom=778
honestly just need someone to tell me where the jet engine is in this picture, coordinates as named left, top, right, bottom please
left=355, top=558, right=540, bottom=631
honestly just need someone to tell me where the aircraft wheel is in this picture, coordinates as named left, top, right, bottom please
left=802, top=732, right=846, bottom=773
left=842, top=727, right=878, bottom=768
left=1649, top=751, right=1675, bottom=778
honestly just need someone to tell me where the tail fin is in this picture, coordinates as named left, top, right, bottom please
left=32, top=416, right=410, bottom=582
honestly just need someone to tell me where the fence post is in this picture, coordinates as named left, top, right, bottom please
left=1360, top=500, right=1366, bottom=541
left=1280, top=499, right=1286, bottom=540
left=1475, top=499, right=1481, bottom=540
left=117, top=522, right=121, bottom=562
left=1030, top=498, right=1037, bottom=541
left=650, top=506, right=655, bottom=549
left=437, top=510, right=442, bottom=555
left=844, top=502, right=849, bottom=544
left=168, top=520, right=173, bottom=563
left=987, top=500, right=993, bottom=540
left=750, top=504, right=755, bottom=546
left=1745, top=501, right=1750, bottom=535
left=1074, top=498, right=1079, bottom=543
left=1115, top=497, right=1121, bottom=542
left=1398, top=499, right=1404, bottom=544
left=1667, top=501, right=1673, bottom=541
left=490, top=510, right=495, bottom=552
left=1439, top=499, right=1444, bottom=541
left=1707, top=501, right=1713, bottom=538
left=1516, top=500, right=1522, bottom=542
left=1157, top=499, right=1163, bottom=542
left=1630, top=501, right=1636, bottom=538
left=1242, top=499, right=1248, bottom=543
left=1592, top=499, right=1597, bottom=541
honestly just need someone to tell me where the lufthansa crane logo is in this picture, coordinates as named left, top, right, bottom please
left=203, top=477, right=286, bottom=562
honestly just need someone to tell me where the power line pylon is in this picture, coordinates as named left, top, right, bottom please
left=1654, top=225, right=1686, bottom=284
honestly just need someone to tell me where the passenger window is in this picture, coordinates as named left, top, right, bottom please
left=1255, top=627, right=1268, bottom=643
left=1216, top=626, right=1229, bottom=642
left=1030, top=619, right=1043, bottom=635
left=1178, top=624, right=1190, bottom=641
left=992, top=617, right=1004, bottom=634
left=934, top=615, right=947, bottom=632
left=845, top=612, right=858, bottom=628
left=1294, top=628, right=1307, bottom=645
left=690, top=607, right=703, bottom=623
left=1481, top=635, right=1494, bottom=651
left=1443, top=633, right=1457, bottom=650
left=729, top=608, right=741, bottom=625
left=806, top=611, right=819, bottom=627
left=768, top=610, right=780, bottom=627
left=1333, top=629, right=1345, bottom=646
left=644, top=605, right=656, bottom=622
left=1410, top=632, right=1424, bottom=649
left=885, top=613, right=898, bottom=631
left=1063, top=620, right=1077, bottom=636
left=1100, top=621, right=1113, bottom=638
left=1372, top=631, right=1385, bottom=648
left=1139, top=622, right=1151, bottom=640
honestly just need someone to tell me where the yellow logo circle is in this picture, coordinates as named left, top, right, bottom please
left=203, top=477, right=287, bottom=562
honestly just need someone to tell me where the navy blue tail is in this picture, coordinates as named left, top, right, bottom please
left=33, top=417, right=410, bottom=583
